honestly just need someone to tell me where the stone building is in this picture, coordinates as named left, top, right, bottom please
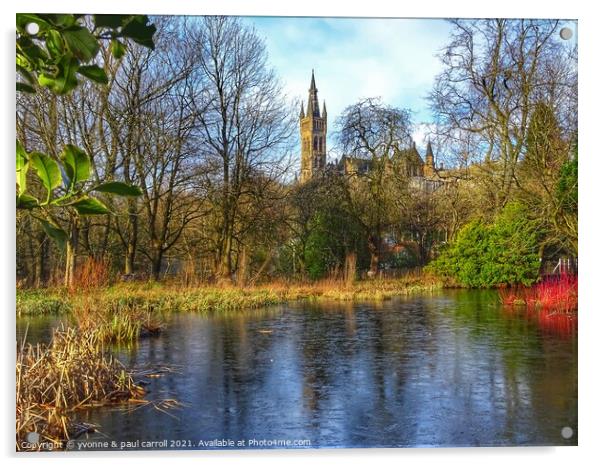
left=299, top=71, right=446, bottom=190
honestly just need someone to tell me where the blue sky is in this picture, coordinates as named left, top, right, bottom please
left=243, top=17, right=454, bottom=157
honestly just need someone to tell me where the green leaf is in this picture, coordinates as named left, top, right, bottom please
left=30, top=152, right=61, bottom=200
left=17, top=36, right=49, bottom=68
left=16, top=193, right=40, bottom=209
left=71, top=196, right=110, bottom=215
left=62, top=26, right=99, bottom=61
left=16, top=140, right=29, bottom=195
left=93, top=14, right=129, bottom=29
left=37, top=56, right=79, bottom=94
left=120, top=16, right=156, bottom=49
left=92, top=181, right=143, bottom=196
left=16, top=82, right=35, bottom=93
left=61, top=144, right=90, bottom=188
left=109, top=39, right=126, bottom=59
left=40, top=219, right=68, bottom=250
left=45, top=29, right=65, bottom=58
left=37, top=14, right=77, bottom=29
left=77, top=65, right=108, bottom=84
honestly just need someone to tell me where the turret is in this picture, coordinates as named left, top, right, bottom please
left=424, top=139, right=436, bottom=177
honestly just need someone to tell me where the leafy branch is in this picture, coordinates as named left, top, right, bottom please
left=16, top=14, right=156, bottom=250
left=17, top=141, right=142, bottom=249
left=16, top=14, right=156, bottom=94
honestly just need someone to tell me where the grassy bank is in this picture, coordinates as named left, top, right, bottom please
left=17, top=275, right=443, bottom=318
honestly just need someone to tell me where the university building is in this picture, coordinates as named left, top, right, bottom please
left=299, top=71, right=447, bottom=190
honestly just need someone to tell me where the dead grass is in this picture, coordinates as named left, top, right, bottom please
left=16, top=327, right=144, bottom=451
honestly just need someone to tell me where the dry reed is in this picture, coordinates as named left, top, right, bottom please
left=16, top=327, right=144, bottom=451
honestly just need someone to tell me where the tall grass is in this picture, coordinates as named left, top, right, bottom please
left=16, top=327, right=144, bottom=451
left=17, top=275, right=443, bottom=320
left=72, top=295, right=164, bottom=344
left=73, top=256, right=111, bottom=290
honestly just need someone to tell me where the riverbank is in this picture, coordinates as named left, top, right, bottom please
left=17, top=275, right=443, bottom=318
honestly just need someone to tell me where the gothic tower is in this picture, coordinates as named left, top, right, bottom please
left=300, top=70, right=327, bottom=183
left=423, top=139, right=436, bottom=177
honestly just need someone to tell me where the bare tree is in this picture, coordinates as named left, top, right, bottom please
left=336, top=98, right=413, bottom=275
left=186, top=16, right=295, bottom=283
left=430, top=19, right=577, bottom=213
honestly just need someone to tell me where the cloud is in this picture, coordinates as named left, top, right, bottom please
left=246, top=16, right=453, bottom=156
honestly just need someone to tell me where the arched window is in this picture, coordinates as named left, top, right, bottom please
left=313, top=137, right=318, bottom=151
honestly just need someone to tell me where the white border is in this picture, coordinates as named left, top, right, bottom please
left=3, top=1, right=600, bottom=465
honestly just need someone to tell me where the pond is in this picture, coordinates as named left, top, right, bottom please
left=17, top=290, right=577, bottom=449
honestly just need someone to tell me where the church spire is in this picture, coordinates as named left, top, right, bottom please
left=300, top=101, right=305, bottom=119
left=307, top=69, right=320, bottom=117
left=322, top=100, right=327, bottom=117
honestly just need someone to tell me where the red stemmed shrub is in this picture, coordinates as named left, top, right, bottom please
left=499, top=272, right=577, bottom=313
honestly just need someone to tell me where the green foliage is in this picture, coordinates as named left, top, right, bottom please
left=16, top=141, right=137, bottom=248
left=70, top=197, right=110, bottom=215
left=40, top=219, right=69, bottom=250
left=303, top=206, right=368, bottom=280
left=77, top=65, right=109, bottom=84
left=16, top=141, right=28, bottom=195
left=16, top=194, right=40, bottom=210
left=16, top=289, right=72, bottom=316
left=427, top=202, right=542, bottom=287
left=556, top=149, right=578, bottom=215
left=304, top=215, right=333, bottom=280
left=389, top=247, right=419, bottom=269
left=16, top=14, right=156, bottom=94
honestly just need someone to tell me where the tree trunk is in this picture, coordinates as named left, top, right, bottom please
left=64, top=219, right=79, bottom=288
left=216, top=233, right=233, bottom=284
left=34, top=232, right=48, bottom=287
left=151, top=244, right=163, bottom=281
left=344, top=252, right=357, bottom=287
left=236, top=245, right=249, bottom=287
left=124, top=199, right=138, bottom=275
left=367, top=235, right=380, bottom=277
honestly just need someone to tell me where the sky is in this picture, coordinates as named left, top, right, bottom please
left=243, top=17, right=454, bottom=159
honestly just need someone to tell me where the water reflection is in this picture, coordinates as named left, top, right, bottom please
left=18, top=291, right=577, bottom=448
